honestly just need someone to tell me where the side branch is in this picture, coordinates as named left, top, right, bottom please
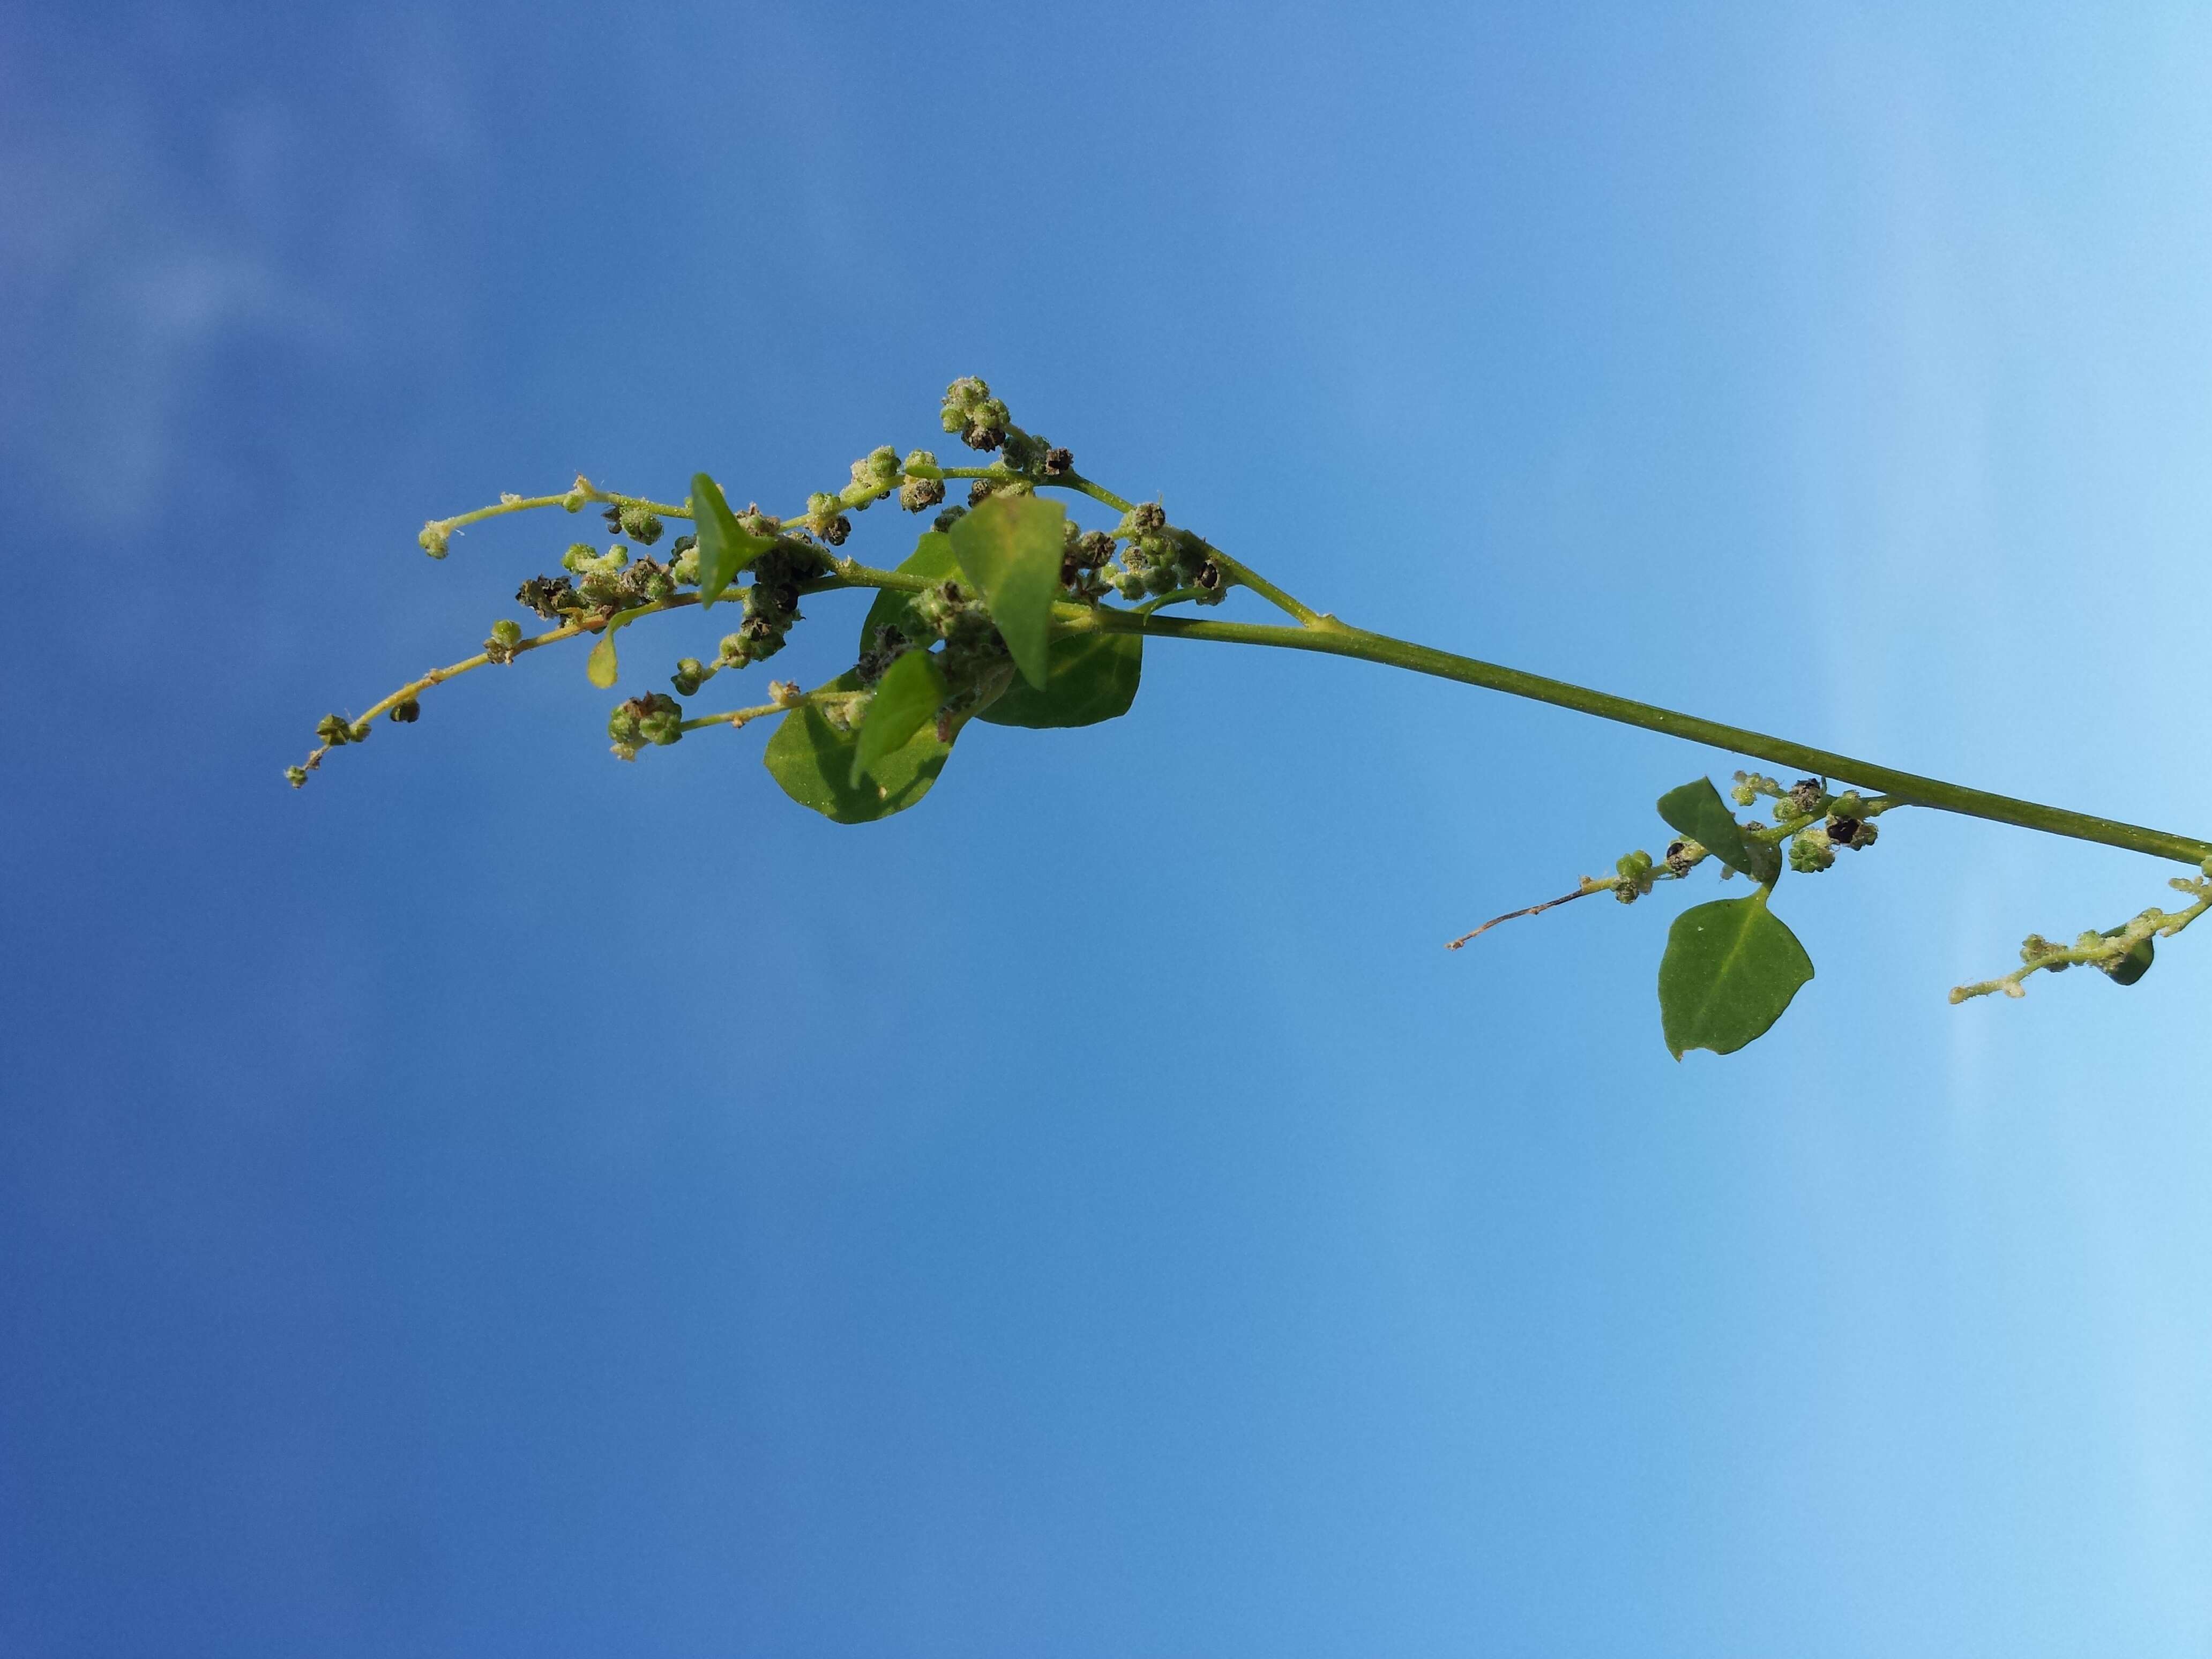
left=1070, top=610, right=2212, bottom=867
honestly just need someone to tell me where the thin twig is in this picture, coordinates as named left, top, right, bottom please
left=1445, top=884, right=1604, bottom=950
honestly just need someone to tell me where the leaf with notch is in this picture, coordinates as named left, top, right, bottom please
left=948, top=492, right=1066, bottom=689
left=763, top=671, right=951, bottom=824
left=977, top=631, right=1142, bottom=728
left=1656, top=778, right=1779, bottom=884
left=850, top=648, right=948, bottom=786
left=1657, top=891, right=1814, bottom=1058
left=692, top=472, right=774, bottom=607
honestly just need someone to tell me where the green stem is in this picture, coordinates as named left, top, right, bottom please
left=1071, top=609, right=2212, bottom=867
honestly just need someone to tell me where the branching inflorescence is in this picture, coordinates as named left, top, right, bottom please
left=298, top=378, right=2212, bottom=1057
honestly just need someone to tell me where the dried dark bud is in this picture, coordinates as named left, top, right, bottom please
left=388, top=698, right=421, bottom=723
left=516, top=574, right=576, bottom=618
left=1827, top=816, right=1863, bottom=846
left=1664, top=839, right=1694, bottom=875
left=820, top=515, right=851, bottom=546
left=900, top=475, right=945, bottom=512
left=1787, top=778, right=1825, bottom=817
left=1044, top=446, right=1072, bottom=477
left=932, top=504, right=968, bottom=532
left=968, top=479, right=997, bottom=507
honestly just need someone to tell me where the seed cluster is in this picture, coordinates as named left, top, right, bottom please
left=297, top=375, right=1234, bottom=785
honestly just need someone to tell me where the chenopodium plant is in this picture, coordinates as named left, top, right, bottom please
left=296, top=377, right=2212, bottom=1058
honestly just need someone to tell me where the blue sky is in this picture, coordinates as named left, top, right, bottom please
left=6, top=2, right=2212, bottom=1652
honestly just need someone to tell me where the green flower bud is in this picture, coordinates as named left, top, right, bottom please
left=419, top=521, right=451, bottom=558
left=1788, top=831, right=1835, bottom=873
left=284, top=765, right=309, bottom=788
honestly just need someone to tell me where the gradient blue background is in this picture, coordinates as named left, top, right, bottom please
left=6, top=3, right=2212, bottom=1652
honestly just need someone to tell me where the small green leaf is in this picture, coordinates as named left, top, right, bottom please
left=2098, top=926, right=2155, bottom=985
left=948, top=492, right=1066, bottom=689
left=977, top=630, right=1142, bottom=728
left=583, top=608, right=647, bottom=689
left=692, top=472, right=773, bottom=607
left=586, top=633, right=619, bottom=688
left=1658, top=891, right=1815, bottom=1058
left=850, top=649, right=949, bottom=786
left=858, top=531, right=961, bottom=653
left=763, top=671, right=951, bottom=823
left=1656, top=778, right=1778, bottom=883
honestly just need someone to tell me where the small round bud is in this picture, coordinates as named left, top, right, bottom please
left=418, top=522, right=451, bottom=559
left=1044, top=446, right=1073, bottom=477
left=932, top=504, right=968, bottom=532
left=490, top=619, right=523, bottom=647
left=285, top=765, right=309, bottom=788
left=388, top=698, right=421, bottom=724
left=900, top=475, right=945, bottom=512
left=1788, top=832, right=1835, bottom=873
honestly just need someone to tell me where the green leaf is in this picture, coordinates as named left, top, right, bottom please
left=586, top=632, right=619, bottom=688
left=948, top=492, right=1066, bottom=689
left=1656, top=778, right=1778, bottom=884
left=2098, top=926, right=2155, bottom=985
left=1657, top=891, right=1815, bottom=1059
left=692, top=472, right=774, bottom=607
left=977, top=630, right=1142, bottom=728
left=763, top=671, right=951, bottom=823
left=858, top=531, right=960, bottom=653
left=583, top=607, right=652, bottom=689
left=850, top=648, right=948, bottom=786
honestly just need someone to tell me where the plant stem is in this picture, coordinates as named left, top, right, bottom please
left=1069, top=609, right=2212, bottom=868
